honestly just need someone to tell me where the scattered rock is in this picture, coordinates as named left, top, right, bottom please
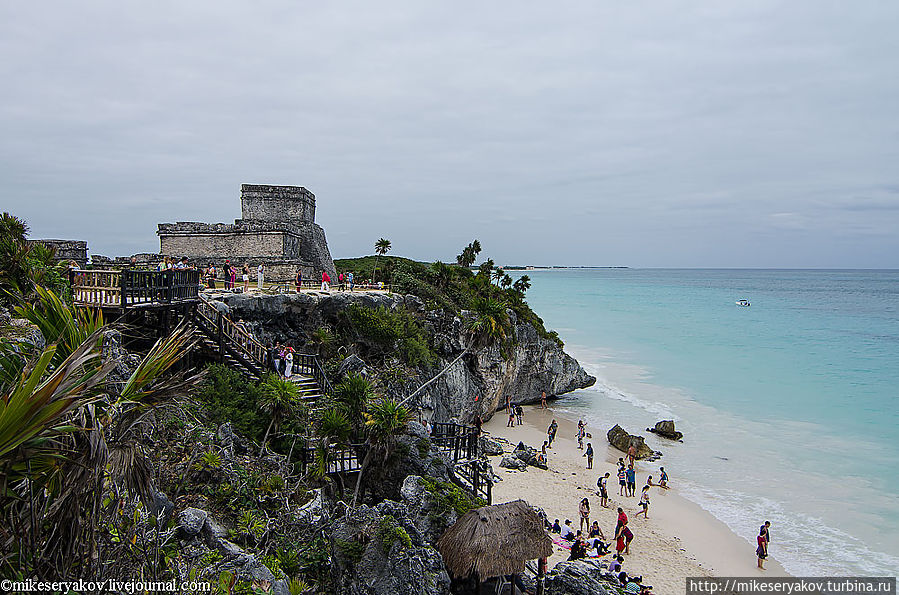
left=500, top=456, right=528, bottom=471
left=513, top=441, right=548, bottom=470
left=149, top=489, right=175, bottom=526
left=177, top=508, right=208, bottom=537
left=646, top=420, right=684, bottom=441
left=479, top=435, right=505, bottom=456
left=337, top=354, right=368, bottom=379
left=545, top=559, right=616, bottom=595
left=607, top=425, right=661, bottom=460
left=216, top=422, right=247, bottom=455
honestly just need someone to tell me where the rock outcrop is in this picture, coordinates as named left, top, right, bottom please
left=647, top=419, right=683, bottom=441
left=512, top=441, right=548, bottom=470
left=545, top=559, right=616, bottom=595
left=607, top=425, right=660, bottom=461
left=219, top=291, right=595, bottom=423
left=329, top=500, right=451, bottom=595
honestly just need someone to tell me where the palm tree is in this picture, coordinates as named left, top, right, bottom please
left=372, top=238, right=392, bottom=283
left=455, top=239, right=482, bottom=268
left=310, top=406, right=352, bottom=486
left=259, top=375, right=300, bottom=446
left=512, top=274, right=531, bottom=295
left=431, top=261, right=453, bottom=290
left=332, top=372, right=375, bottom=430
left=491, top=267, right=505, bottom=286
left=352, top=397, right=412, bottom=506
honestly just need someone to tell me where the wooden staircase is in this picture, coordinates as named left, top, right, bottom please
left=189, top=295, right=331, bottom=403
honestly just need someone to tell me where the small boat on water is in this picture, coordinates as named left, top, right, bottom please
left=736, top=299, right=750, bottom=307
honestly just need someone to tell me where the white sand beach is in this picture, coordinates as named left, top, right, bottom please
left=484, top=406, right=788, bottom=594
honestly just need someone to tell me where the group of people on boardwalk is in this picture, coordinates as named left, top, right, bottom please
left=269, top=342, right=296, bottom=378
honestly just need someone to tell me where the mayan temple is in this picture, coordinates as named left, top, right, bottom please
left=157, top=184, right=336, bottom=280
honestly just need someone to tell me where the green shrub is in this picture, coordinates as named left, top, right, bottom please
left=420, top=477, right=484, bottom=518
left=342, top=304, right=435, bottom=367
left=196, top=364, right=265, bottom=443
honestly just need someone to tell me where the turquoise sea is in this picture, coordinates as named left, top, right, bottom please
left=513, top=269, right=899, bottom=576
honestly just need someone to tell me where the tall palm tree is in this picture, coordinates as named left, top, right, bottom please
left=352, top=397, right=412, bottom=506
left=332, top=372, right=374, bottom=430
left=372, top=238, right=392, bottom=283
left=512, top=274, right=531, bottom=295
left=259, top=375, right=300, bottom=446
left=500, top=274, right=513, bottom=290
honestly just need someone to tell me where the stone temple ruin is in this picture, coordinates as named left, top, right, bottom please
left=157, top=184, right=336, bottom=281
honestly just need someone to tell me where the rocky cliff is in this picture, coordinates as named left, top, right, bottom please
left=217, top=291, right=595, bottom=423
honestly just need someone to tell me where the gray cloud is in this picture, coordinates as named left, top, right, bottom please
left=1, top=1, right=898, bottom=268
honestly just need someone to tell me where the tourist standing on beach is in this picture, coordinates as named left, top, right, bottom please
left=598, top=472, right=610, bottom=507
left=515, top=404, right=523, bottom=425
left=578, top=498, right=590, bottom=533
left=626, top=464, right=636, bottom=497
left=756, top=523, right=769, bottom=569
left=257, top=263, right=264, bottom=290
left=635, top=485, right=650, bottom=519
left=618, top=463, right=627, bottom=496
left=541, top=391, right=547, bottom=409
left=547, top=419, right=558, bottom=448
left=507, top=406, right=515, bottom=427
left=584, top=442, right=593, bottom=469
left=627, top=444, right=637, bottom=466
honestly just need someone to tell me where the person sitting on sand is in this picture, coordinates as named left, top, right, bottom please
left=635, top=485, right=651, bottom=519
left=646, top=475, right=655, bottom=487
left=659, top=467, right=670, bottom=489
left=588, top=520, right=605, bottom=542
left=608, top=554, right=623, bottom=574
left=578, top=497, right=591, bottom=533
left=583, top=442, right=594, bottom=469
left=568, top=536, right=588, bottom=561
left=551, top=519, right=561, bottom=533
left=561, top=519, right=575, bottom=541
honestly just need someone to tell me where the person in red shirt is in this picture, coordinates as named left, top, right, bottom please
left=756, top=524, right=769, bottom=569
left=321, top=271, right=331, bottom=291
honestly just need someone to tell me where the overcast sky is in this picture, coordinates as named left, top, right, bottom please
left=2, top=2, right=898, bottom=268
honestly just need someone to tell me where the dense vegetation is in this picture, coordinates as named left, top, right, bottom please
left=335, top=243, right=563, bottom=348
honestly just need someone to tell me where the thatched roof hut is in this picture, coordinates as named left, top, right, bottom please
left=437, top=500, right=553, bottom=581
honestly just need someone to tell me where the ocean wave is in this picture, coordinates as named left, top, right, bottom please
left=677, top=481, right=899, bottom=576
left=574, top=359, right=679, bottom=421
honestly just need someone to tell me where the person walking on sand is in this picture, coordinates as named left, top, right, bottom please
left=756, top=524, right=769, bottom=569
left=598, top=472, right=610, bottom=508
left=507, top=406, right=515, bottom=427
left=578, top=498, right=591, bottom=534
left=626, top=464, right=636, bottom=497
left=584, top=442, right=594, bottom=469
left=547, top=419, right=558, bottom=448
left=659, top=467, right=670, bottom=489
left=635, top=485, right=650, bottom=519
left=627, top=444, right=637, bottom=466
left=541, top=391, right=547, bottom=409
left=617, top=464, right=627, bottom=496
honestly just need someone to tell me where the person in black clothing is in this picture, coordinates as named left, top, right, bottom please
left=568, top=537, right=587, bottom=561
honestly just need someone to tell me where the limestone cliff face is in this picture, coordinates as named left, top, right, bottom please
left=220, top=291, right=595, bottom=423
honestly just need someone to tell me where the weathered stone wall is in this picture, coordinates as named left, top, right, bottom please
left=299, top=223, right=336, bottom=279
left=27, top=239, right=88, bottom=267
left=240, top=184, right=315, bottom=224
left=160, top=229, right=287, bottom=259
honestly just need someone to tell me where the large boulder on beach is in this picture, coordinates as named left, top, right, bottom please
left=607, top=425, right=657, bottom=460
left=479, top=435, right=505, bottom=456
left=499, top=456, right=528, bottom=471
left=512, top=441, right=548, bottom=470
left=647, top=420, right=683, bottom=441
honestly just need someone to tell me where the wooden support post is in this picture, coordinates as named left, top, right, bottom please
left=535, top=558, right=546, bottom=595
left=217, top=312, right=224, bottom=363
left=119, top=271, right=127, bottom=309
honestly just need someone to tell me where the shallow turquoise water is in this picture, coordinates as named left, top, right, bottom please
left=514, top=268, right=899, bottom=575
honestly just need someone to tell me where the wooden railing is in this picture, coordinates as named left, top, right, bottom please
left=431, top=422, right=479, bottom=461
left=453, top=459, right=493, bottom=505
left=297, top=441, right=364, bottom=475
left=292, top=353, right=333, bottom=396
left=72, top=269, right=201, bottom=308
